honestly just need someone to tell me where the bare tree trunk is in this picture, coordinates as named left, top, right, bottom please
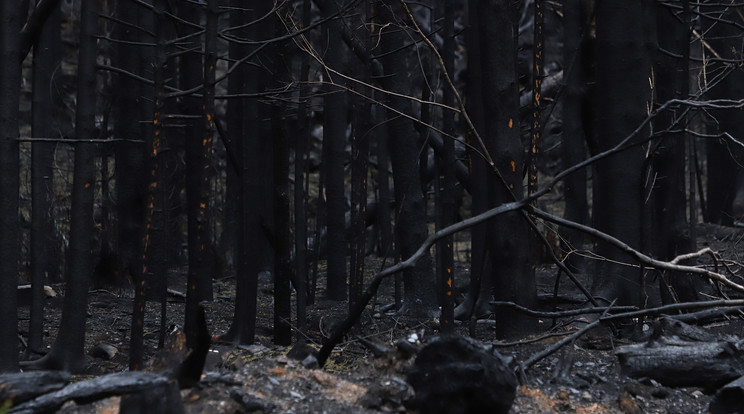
left=0, top=0, right=22, bottom=372
left=182, top=0, right=214, bottom=349
left=590, top=0, right=649, bottom=307
left=31, top=0, right=99, bottom=372
left=475, top=0, right=537, bottom=338
left=647, top=0, right=698, bottom=303
left=561, top=0, right=591, bottom=271
left=27, top=0, right=60, bottom=360
left=322, top=1, right=349, bottom=301
left=379, top=0, right=437, bottom=316
left=436, top=0, right=456, bottom=332
left=272, top=7, right=292, bottom=346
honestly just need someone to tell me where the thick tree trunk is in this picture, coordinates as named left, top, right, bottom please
left=590, top=0, right=649, bottom=307
left=475, top=0, right=537, bottom=338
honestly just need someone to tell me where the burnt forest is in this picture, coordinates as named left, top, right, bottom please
left=3, top=0, right=744, bottom=413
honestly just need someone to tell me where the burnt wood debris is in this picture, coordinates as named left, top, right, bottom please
left=5, top=0, right=744, bottom=412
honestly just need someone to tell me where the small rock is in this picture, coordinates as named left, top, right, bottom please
left=89, top=343, right=118, bottom=360
left=301, top=355, right=319, bottom=369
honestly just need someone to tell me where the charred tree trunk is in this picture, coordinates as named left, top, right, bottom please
left=272, top=9, right=292, bottom=346
left=293, top=0, right=312, bottom=335
left=182, top=0, right=214, bottom=349
left=701, top=4, right=744, bottom=225
left=0, top=0, right=22, bottom=372
left=476, top=0, right=537, bottom=338
left=27, top=0, right=60, bottom=360
left=379, top=0, right=437, bottom=316
left=436, top=0, right=456, bottom=332
left=560, top=0, right=591, bottom=271
left=220, top=1, right=273, bottom=345
left=322, top=1, right=349, bottom=302
left=130, top=0, right=168, bottom=371
left=114, top=0, right=148, bottom=288
left=590, top=0, right=649, bottom=307
left=31, top=0, right=100, bottom=372
left=647, top=0, right=698, bottom=303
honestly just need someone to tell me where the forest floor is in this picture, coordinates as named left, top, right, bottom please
left=16, top=222, right=744, bottom=413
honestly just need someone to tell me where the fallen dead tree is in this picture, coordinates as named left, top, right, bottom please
left=616, top=338, right=744, bottom=389
left=8, top=371, right=182, bottom=414
left=0, top=370, right=70, bottom=405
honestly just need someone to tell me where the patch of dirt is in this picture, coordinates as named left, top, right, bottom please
left=14, top=222, right=744, bottom=413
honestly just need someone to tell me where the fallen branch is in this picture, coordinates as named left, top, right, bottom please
left=528, top=206, right=744, bottom=294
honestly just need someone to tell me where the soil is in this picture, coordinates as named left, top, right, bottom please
left=14, top=222, right=744, bottom=413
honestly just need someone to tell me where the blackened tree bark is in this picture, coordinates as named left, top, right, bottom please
left=379, top=0, right=437, bottom=316
left=590, top=0, right=649, bottom=307
left=647, top=0, right=698, bottom=303
left=272, top=8, right=292, bottom=346
left=322, top=1, right=349, bottom=301
left=701, top=4, right=744, bottom=226
left=182, top=0, right=214, bottom=349
left=114, top=0, right=148, bottom=291
left=560, top=0, right=591, bottom=271
left=456, top=0, right=489, bottom=321
left=349, top=2, right=372, bottom=315
left=129, top=0, right=168, bottom=371
left=27, top=0, right=60, bottom=360
left=220, top=1, right=273, bottom=345
left=29, top=0, right=100, bottom=372
left=435, top=0, right=456, bottom=332
left=475, top=0, right=537, bottom=338
left=293, top=0, right=312, bottom=335
left=0, top=0, right=22, bottom=372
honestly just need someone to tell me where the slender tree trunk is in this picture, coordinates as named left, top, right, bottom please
left=27, top=0, right=60, bottom=360
left=182, top=0, right=214, bottom=349
left=436, top=0, right=456, bottom=332
left=293, top=0, right=312, bottom=335
left=648, top=0, right=698, bottom=303
left=561, top=0, right=590, bottom=271
left=272, top=7, right=292, bottom=346
left=129, top=0, right=168, bottom=371
left=349, top=1, right=372, bottom=315
left=31, top=0, right=99, bottom=372
left=221, top=1, right=273, bottom=345
left=379, top=0, right=437, bottom=316
left=0, top=0, right=22, bottom=372
left=322, top=1, right=349, bottom=301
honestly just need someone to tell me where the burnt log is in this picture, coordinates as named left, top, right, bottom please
left=407, top=335, right=517, bottom=414
left=616, top=337, right=744, bottom=389
left=0, top=371, right=70, bottom=405
left=9, top=371, right=181, bottom=414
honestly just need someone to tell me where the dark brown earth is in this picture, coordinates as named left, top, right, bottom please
left=14, top=222, right=744, bottom=413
